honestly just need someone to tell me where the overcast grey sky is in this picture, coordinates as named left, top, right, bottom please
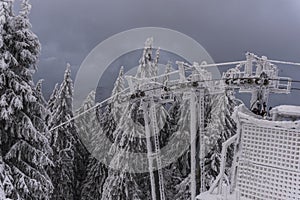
left=27, top=0, right=300, bottom=105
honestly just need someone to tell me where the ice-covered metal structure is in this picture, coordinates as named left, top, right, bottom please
left=197, top=53, right=299, bottom=200
left=223, top=52, right=292, bottom=116
left=126, top=52, right=295, bottom=200
left=126, top=59, right=215, bottom=200
left=197, top=105, right=300, bottom=200
left=51, top=44, right=300, bottom=200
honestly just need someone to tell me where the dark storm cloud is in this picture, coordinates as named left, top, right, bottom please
left=28, top=0, right=300, bottom=105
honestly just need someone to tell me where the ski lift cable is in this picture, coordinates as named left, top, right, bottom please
left=49, top=77, right=300, bottom=132
left=49, top=76, right=300, bottom=132
left=141, top=78, right=225, bottom=93
left=49, top=58, right=300, bottom=132
left=49, top=87, right=130, bottom=132
left=269, top=59, right=300, bottom=67
left=187, top=60, right=247, bottom=68
left=49, top=77, right=215, bottom=132
left=182, top=59, right=300, bottom=69
left=131, top=59, right=300, bottom=82
left=48, top=77, right=220, bottom=132
left=132, top=60, right=250, bottom=82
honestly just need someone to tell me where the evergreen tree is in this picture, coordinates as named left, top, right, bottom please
left=80, top=65, right=130, bottom=199
left=173, top=175, right=191, bottom=200
left=80, top=157, right=108, bottom=200
left=166, top=81, right=210, bottom=199
left=100, top=102, right=147, bottom=200
left=35, top=79, right=47, bottom=106
left=204, top=90, right=237, bottom=188
left=81, top=67, right=131, bottom=199
left=101, top=39, right=169, bottom=200
left=167, top=97, right=193, bottom=199
left=0, top=155, right=18, bottom=199
left=135, top=37, right=159, bottom=79
left=48, top=64, right=88, bottom=200
left=35, top=78, right=52, bottom=148
left=75, top=90, right=99, bottom=150
left=170, top=89, right=237, bottom=197
left=0, top=0, right=53, bottom=199
left=47, top=83, right=59, bottom=114
left=111, top=66, right=125, bottom=125
left=77, top=91, right=108, bottom=200
left=101, top=170, right=144, bottom=200
left=80, top=65, right=131, bottom=199
left=48, top=64, right=75, bottom=199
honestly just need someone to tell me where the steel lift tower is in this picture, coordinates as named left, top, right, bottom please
left=206, top=53, right=292, bottom=197
left=126, top=60, right=222, bottom=200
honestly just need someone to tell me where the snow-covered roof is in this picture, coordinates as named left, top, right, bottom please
left=270, top=105, right=300, bottom=117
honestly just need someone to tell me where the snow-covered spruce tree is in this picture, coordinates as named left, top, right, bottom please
left=110, top=66, right=125, bottom=124
left=47, top=83, right=59, bottom=115
left=0, top=154, right=18, bottom=199
left=100, top=101, right=148, bottom=200
left=48, top=65, right=75, bottom=199
left=97, top=68, right=145, bottom=200
left=80, top=156, right=108, bottom=200
left=76, top=91, right=107, bottom=200
left=35, top=78, right=52, bottom=152
left=170, top=89, right=238, bottom=197
left=167, top=83, right=210, bottom=199
left=166, top=96, right=193, bottom=199
left=149, top=63, right=187, bottom=199
left=75, top=90, right=99, bottom=149
left=45, top=83, right=59, bottom=132
left=204, top=90, right=237, bottom=188
left=101, top=39, right=171, bottom=200
left=80, top=65, right=130, bottom=199
left=80, top=66, right=128, bottom=199
left=48, top=65, right=88, bottom=200
left=0, top=0, right=53, bottom=199
left=35, top=79, right=47, bottom=106
left=135, top=37, right=158, bottom=79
